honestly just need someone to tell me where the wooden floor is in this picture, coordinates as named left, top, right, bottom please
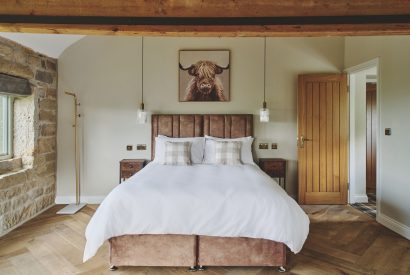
left=0, top=205, right=409, bottom=275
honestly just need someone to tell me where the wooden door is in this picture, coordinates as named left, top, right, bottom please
left=366, top=83, right=377, bottom=194
left=298, top=74, right=348, bottom=204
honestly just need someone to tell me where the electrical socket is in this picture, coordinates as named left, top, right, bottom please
left=271, top=143, right=278, bottom=150
left=259, top=143, right=269, bottom=150
left=136, top=144, right=147, bottom=150
left=126, top=145, right=133, bottom=151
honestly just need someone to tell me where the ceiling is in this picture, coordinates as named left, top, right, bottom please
left=0, top=32, right=84, bottom=58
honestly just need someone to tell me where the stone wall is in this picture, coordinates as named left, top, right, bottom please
left=0, top=37, right=57, bottom=235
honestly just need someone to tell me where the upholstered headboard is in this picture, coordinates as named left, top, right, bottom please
left=151, top=114, right=253, bottom=159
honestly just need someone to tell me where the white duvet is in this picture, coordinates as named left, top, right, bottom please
left=83, top=163, right=309, bottom=262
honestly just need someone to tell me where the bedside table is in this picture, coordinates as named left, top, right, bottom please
left=119, top=159, right=146, bottom=183
left=259, top=158, right=287, bottom=190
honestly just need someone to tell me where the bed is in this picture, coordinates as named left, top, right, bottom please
left=83, top=114, right=309, bottom=271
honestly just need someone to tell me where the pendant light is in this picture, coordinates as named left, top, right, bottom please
left=137, top=36, right=148, bottom=124
left=260, top=37, right=270, bottom=122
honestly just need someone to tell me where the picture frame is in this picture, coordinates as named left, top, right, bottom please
left=179, top=50, right=230, bottom=102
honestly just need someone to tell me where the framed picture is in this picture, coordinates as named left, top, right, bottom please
left=179, top=50, right=230, bottom=102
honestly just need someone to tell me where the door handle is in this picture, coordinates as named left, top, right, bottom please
left=298, top=135, right=312, bottom=148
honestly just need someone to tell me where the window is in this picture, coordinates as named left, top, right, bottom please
left=0, top=95, right=12, bottom=159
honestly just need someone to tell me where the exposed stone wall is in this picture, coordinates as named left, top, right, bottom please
left=0, top=37, right=57, bottom=235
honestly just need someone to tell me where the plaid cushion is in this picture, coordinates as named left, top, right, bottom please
left=214, top=141, right=242, bottom=165
left=163, top=141, right=191, bottom=165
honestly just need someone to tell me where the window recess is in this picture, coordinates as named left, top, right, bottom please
left=0, top=73, right=31, bottom=160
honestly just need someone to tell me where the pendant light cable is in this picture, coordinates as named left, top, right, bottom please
left=260, top=37, right=270, bottom=122
left=263, top=37, right=267, bottom=109
left=137, top=36, right=148, bottom=124
left=141, top=36, right=144, bottom=110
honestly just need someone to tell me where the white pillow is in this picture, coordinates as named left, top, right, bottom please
left=153, top=135, right=205, bottom=164
left=204, top=135, right=254, bottom=164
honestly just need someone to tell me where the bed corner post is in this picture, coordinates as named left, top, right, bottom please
left=108, top=238, right=118, bottom=271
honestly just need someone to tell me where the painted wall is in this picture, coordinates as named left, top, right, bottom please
left=57, top=36, right=344, bottom=202
left=349, top=67, right=376, bottom=203
left=345, top=36, right=410, bottom=237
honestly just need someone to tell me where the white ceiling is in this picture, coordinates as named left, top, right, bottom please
left=0, top=32, right=84, bottom=58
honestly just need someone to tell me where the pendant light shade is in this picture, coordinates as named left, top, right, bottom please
left=137, top=103, right=147, bottom=124
left=260, top=37, right=270, bottom=122
left=137, top=37, right=148, bottom=124
left=260, top=101, right=270, bottom=122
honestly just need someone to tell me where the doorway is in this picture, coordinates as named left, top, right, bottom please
left=346, top=59, right=379, bottom=218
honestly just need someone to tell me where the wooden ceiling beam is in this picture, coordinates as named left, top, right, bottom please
left=1, top=0, right=410, bottom=18
left=0, top=1, right=410, bottom=36
left=2, top=23, right=410, bottom=37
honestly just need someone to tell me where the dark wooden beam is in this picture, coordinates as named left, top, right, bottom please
left=0, top=73, right=31, bottom=96
left=0, top=15, right=410, bottom=26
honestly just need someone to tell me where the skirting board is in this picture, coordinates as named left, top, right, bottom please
left=55, top=196, right=105, bottom=204
left=377, top=213, right=410, bottom=240
left=350, top=194, right=369, bottom=204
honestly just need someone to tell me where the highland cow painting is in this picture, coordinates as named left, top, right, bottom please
left=179, top=50, right=230, bottom=102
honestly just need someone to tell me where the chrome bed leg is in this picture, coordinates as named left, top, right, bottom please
left=196, top=265, right=206, bottom=271
left=109, top=265, right=118, bottom=271
left=277, top=266, right=286, bottom=272
left=188, top=266, right=197, bottom=272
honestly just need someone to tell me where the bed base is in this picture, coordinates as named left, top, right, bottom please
left=108, top=114, right=287, bottom=271
left=109, top=234, right=286, bottom=271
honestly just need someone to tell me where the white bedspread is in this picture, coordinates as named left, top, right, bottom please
left=83, top=163, right=309, bottom=262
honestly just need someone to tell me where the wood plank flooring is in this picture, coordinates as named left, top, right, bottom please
left=0, top=204, right=409, bottom=274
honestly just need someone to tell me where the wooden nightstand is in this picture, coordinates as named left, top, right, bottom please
left=259, top=158, right=287, bottom=190
left=119, top=159, right=146, bottom=183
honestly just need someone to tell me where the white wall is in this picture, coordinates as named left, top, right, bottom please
left=354, top=73, right=367, bottom=198
left=345, top=36, right=410, bottom=238
left=57, top=36, right=344, bottom=202
left=349, top=67, right=376, bottom=203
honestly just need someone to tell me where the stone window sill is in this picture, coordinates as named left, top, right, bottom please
left=0, top=167, right=30, bottom=190
left=0, top=158, right=23, bottom=175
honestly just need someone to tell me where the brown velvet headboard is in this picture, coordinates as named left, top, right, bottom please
left=151, top=114, right=253, bottom=159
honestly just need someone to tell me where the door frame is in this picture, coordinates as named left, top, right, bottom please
left=344, top=58, right=380, bottom=218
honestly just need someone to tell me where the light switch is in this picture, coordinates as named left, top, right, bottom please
left=271, top=143, right=278, bottom=149
left=126, top=145, right=133, bottom=151
left=259, top=143, right=269, bottom=150
left=385, top=128, right=392, bottom=136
